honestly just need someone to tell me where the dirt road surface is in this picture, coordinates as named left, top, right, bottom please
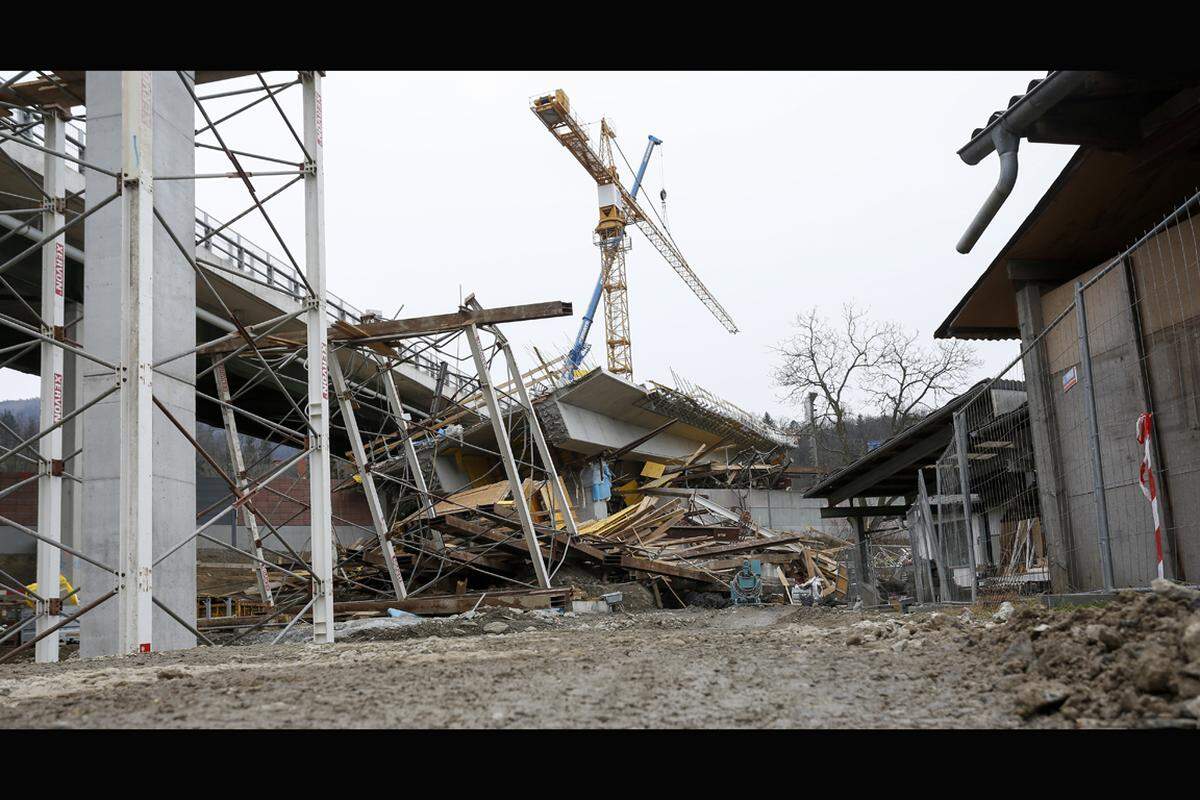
left=1, top=588, right=1196, bottom=728
left=0, top=605, right=1022, bottom=728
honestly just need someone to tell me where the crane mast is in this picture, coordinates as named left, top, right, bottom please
left=531, top=89, right=737, bottom=381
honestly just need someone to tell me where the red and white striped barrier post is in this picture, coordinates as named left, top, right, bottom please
left=1136, top=412, right=1164, bottom=580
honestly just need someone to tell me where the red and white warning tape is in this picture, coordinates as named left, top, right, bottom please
left=1136, top=412, right=1164, bottom=580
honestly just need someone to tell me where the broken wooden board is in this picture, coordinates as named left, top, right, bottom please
left=660, top=531, right=814, bottom=561
left=396, top=479, right=512, bottom=526
left=333, top=586, right=573, bottom=616
left=617, top=553, right=726, bottom=589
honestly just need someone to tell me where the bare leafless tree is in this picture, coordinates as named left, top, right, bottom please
left=773, top=303, right=979, bottom=466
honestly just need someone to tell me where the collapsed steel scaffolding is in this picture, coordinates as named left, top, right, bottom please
left=0, top=70, right=584, bottom=661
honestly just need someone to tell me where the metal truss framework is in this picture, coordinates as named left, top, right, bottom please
left=0, top=69, right=338, bottom=660
left=0, top=70, right=585, bottom=661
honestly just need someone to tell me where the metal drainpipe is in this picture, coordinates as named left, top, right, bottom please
left=956, top=127, right=1020, bottom=254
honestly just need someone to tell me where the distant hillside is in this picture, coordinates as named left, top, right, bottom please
left=0, top=397, right=38, bottom=426
left=0, top=398, right=300, bottom=477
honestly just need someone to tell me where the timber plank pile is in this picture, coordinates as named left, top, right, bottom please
left=367, top=474, right=850, bottom=606
left=196, top=446, right=850, bottom=630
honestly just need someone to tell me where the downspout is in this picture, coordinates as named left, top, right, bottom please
left=955, top=127, right=1019, bottom=254
left=954, top=70, right=1088, bottom=254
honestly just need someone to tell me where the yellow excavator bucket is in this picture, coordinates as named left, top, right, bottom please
left=23, top=574, right=79, bottom=609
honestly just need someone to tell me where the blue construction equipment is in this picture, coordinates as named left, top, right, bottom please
left=730, top=559, right=764, bottom=605
left=562, top=135, right=662, bottom=383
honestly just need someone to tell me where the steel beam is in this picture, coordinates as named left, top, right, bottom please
left=212, top=359, right=274, bottom=604
left=952, top=412, right=979, bottom=602
left=117, top=72, right=155, bottom=654
left=497, top=338, right=580, bottom=540
left=377, top=360, right=444, bottom=550
left=464, top=323, right=551, bottom=588
left=329, top=354, right=407, bottom=599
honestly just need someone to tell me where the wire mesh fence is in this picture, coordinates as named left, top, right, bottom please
left=912, top=189, right=1200, bottom=602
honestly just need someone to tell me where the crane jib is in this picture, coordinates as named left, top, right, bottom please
left=531, top=89, right=738, bottom=380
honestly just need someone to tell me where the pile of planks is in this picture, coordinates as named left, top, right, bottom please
left=570, top=493, right=849, bottom=601
left=372, top=474, right=849, bottom=605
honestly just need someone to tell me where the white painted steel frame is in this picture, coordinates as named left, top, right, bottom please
left=118, top=71, right=155, bottom=654
left=464, top=323, right=551, bottom=589
left=328, top=354, right=407, bottom=599
left=212, top=359, right=274, bottom=604
left=302, top=71, right=334, bottom=643
left=34, top=111, right=66, bottom=662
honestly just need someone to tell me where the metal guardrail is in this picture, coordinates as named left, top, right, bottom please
left=3, top=110, right=470, bottom=391
left=7, top=110, right=365, bottom=327
left=193, top=209, right=360, bottom=323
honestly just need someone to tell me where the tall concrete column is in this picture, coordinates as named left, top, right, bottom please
left=80, top=71, right=196, bottom=656
left=1014, top=280, right=1073, bottom=593
left=60, top=298, right=82, bottom=576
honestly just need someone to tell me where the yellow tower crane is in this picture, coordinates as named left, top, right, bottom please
left=531, top=89, right=737, bottom=381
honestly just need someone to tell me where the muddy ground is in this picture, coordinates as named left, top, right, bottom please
left=1, top=580, right=1197, bottom=728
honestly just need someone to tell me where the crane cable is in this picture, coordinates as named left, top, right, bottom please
left=659, top=142, right=670, bottom=230
left=613, top=137, right=680, bottom=251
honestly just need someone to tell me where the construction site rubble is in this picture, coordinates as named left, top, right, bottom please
left=983, top=580, right=1200, bottom=726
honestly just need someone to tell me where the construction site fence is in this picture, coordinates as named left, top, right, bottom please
left=912, top=188, right=1200, bottom=603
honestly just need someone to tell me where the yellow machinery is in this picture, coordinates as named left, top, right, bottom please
left=22, top=574, right=79, bottom=609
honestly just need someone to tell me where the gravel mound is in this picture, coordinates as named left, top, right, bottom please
left=982, top=579, right=1200, bottom=726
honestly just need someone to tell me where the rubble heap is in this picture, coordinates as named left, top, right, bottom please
left=986, top=579, right=1200, bottom=725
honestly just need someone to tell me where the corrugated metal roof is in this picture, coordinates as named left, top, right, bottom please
left=803, top=382, right=988, bottom=501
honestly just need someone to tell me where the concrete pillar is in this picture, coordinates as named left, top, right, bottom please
left=851, top=515, right=877, bottom=605
left=61, top=299, right=81, bottom=576
left=80, top=71, right=196, bottom=656
left=1014, top=281, right=1073, bottom=592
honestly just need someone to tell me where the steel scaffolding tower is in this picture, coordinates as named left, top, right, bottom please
left=0, top=70, right=584, bottom=661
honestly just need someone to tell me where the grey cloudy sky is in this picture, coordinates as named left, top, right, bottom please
left=1, top=71, right=1077, bottom=423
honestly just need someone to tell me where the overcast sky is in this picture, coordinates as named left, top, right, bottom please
left=1, top=71, right=1077, bottom=422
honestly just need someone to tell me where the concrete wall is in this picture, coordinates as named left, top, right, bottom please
left=1019, top=218, right=1200, bottom=591
left=697, top=489, right=851, bottom=541
left=196, top=525, right=370, bottom=557
left=79, top=71, right=197, bottom=656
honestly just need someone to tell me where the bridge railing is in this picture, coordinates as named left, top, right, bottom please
left=5, top=105, right=472, bottom=394
left=193, top=208, right=360, bottom=323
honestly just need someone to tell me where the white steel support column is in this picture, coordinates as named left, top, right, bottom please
left=378, top=365, right=443, bottom=549
left=329, top=355, right=407, bottom=599
left=118, top=71, right=155, bottom=653
left=464, top=324, right=551, bottom=588
left=497, top=339, right=580, bottom=540
left=212, top=360, right=273, bottom=604
left=302, top=71, right=334, bottom=642
left=34, top=111, right=67, bottom=663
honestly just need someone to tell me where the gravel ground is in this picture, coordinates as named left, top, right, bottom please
left=0, top=590, right=1194, bottom=728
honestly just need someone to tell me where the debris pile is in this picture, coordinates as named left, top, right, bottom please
left=350, top=472, right=852, bottom=613
left=985, top=580, right=1200, bottom=726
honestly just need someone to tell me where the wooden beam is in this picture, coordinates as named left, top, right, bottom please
left=332, top=301, right=572, bottom=343
left=825, top=429, right=953, bottom=505
left=820, top=504, right=910, bottom=519
left=1006, top=259, right=1091, bottom=285
left=0, top=70, right=261, bottom=111
left=331, top=587, right=571, bottom=616
left=663, top=531, right=815, bottom=560
left=702, top=552, right=808, bottom=571
left=200, top=300, right=574, bottom=354
left=618, top=554, right=725, bottom=587
left=439, top=514, right=607, bottom=562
